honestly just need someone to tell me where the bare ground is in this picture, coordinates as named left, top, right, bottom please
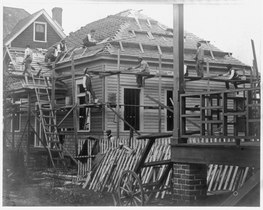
left=3, top=168, right=115, bottom=206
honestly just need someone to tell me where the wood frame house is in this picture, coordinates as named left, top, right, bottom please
left=3, top=6, right=66, bottom=166
left=4, top=9, right=259, bottom=167
left=3, top=7, right=260, bottom=205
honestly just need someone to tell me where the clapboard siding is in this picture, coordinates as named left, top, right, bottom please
left=60, top=64, right=104, bottom=133
left=104, top=64, right=175, bottom=134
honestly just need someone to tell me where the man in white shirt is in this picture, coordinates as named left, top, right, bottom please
left=128, top=56, right=150, bottom=87
left=83, top=67, right=99, bottom=103
left=55, top=39, right=67, bottom=63
left=22, top=45, right=34, bottom=75
left=83, top=29, right=97, bottom=48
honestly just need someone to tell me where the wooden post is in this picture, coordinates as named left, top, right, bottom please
left=117, top=49, right=120, bottom=139
left=206, top=62, right=211, bottom=135
left=26, top=93, right=31, bottom=165
left=172, top=4, right=184, bottom=144
left=158, top=54, right=162, bottom=133
left=251, top=39, right=259, bottom=80
left=51, top=62, right=56, bottom=108
left=12, top=111, right=15, bottom=150
left=71, top=54, right=78, bottom=155
left=207, top=62, right=210, bottom=91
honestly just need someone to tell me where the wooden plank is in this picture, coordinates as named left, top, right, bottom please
left=117, top=50, right=120, bottom=138
left=172, top=4, right=184, bottom=144
left=218, top=165, right=228, bottom=190
left=71, top=54, right=78, bottom=156
left=229, top=166, right=239, bottom=191
left=208, top=164, right=218, bottom=191
left=158, top=55, right=162, bottom=133
left=107, top=105, right=140, bottom=136
left=213, top=164, right=223, bottom=191
left=146, top=95, right=174, bottom=113
left=220, top=170, right=260, bottom=206
left=224, top=165, right=233, bottom=190
left=171, top=144, right=260, bottom=168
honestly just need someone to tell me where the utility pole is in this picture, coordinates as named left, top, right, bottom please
left=172, top=4, right=184, bottom=145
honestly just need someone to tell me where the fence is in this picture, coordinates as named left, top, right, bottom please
left=76, top=136, right=252, bottom=196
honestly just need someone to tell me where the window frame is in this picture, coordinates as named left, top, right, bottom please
left=121, top=86, right=143, bottom=132
left=76, top=78, right=91, bottom=132
left=10, top=99, right=24, bottom=132
left=33, top=21, right=47, bottom=42
left=165, top=89, right=174, bottom=132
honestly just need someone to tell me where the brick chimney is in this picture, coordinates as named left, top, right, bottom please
left=52, top=7, right=62, bottom=27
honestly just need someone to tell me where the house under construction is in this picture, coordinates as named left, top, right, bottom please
left=3, top=6, right=260, bottom=206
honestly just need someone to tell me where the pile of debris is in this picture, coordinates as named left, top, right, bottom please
left=83, top=138, right=171, bottom=200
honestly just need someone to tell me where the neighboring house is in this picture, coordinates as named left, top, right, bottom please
left=3, top=7, right=30, bottom=39
left=3, top=7, right=66, bottom=163
left=4, top=9, right=253, bottom=165
left=3, top=7, right=65, bottom=48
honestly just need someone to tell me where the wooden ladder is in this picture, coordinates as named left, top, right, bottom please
left=31, top=73, right=63, bottom=168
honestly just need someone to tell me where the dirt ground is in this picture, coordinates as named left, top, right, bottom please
left=2, top=168, right=115, bottom=206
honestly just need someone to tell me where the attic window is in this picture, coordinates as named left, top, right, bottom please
left=34, top=22, right=47, bottom=42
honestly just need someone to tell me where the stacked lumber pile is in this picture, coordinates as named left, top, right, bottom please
left=84, top=138, right=171, bottom=199
left=207, top=164, right=253, bottom=193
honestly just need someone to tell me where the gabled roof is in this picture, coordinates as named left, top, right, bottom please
left=4, top=9, right=66, bottom=46
left=3, top=7, right=30, bottom=39
left=61, top=9, right=248, bottom=68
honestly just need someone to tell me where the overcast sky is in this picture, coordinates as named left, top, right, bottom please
left=2, top=0, right=262, bottom=71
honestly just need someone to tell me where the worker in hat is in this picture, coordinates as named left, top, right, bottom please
left=55, top=39, right=67, bottom=63
left=83, top=29, right=98, bottom=48
left=128, top=56, right=150, bottom=87
left=194, top=42, right=204, bottom=77
left=83, top=67, right=99, bottom=104
left=218, top=64, right=240, bottom=89
left=45, top=45, right=57, bottom=64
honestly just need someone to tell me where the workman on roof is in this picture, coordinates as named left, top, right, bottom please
left=55, top=39, right=67, bottom=63
left=22, top=44, right=35, bottom=75
left=218, top=64, right=240, bottom=89
left=83, top=29, right=98, bottom=48
left=83, top=67, right=99, bottom=104
left=194, top=42, right=204, bottom=77
left=128, top=56, right=150, bottom=87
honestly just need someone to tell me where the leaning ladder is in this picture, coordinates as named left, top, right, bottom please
left=31, top=73, right=63, bottom=168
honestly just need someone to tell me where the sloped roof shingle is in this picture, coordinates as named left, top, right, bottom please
left=62, top=9, right=248, bottom=68
left=3, top=7, right=30, bottom=39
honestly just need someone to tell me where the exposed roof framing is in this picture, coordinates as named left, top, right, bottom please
left=119, top=41, right=124, bottom=51
left=146, top=19, right=152, bottom=28
left=147, top=31, right=155, bottom=39
left=157, top=45, right=162, bottom=55
left=139, top=43, right=144, bottom=53
left=133, top=16, right=142, bottom=30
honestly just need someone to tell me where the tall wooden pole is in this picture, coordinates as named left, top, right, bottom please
left=51, top=62, right=56, bottom=109
left=26, top=93, right=31, bottom=166
left=71, top=54, right=78, bottom=155
left=12, top=112, right=15, bottom=150
left=158, top=54, right=162, bottom=133
left=117, top=50, right=120, bottom=139
left=251, top=39, right=259, bottom=80
left=172, top=4, right=184, bottom=144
